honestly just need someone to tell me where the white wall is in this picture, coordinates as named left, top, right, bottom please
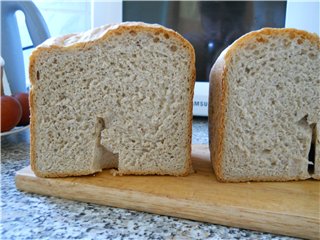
left=285, top=0, right=319, bottom=34
left=91, top=0, right=122, bottom=28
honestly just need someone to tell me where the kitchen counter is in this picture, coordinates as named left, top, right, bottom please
left=1, top=118, right=295, bottom=240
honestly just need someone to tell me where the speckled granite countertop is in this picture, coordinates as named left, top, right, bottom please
left=1, top=118, right=296, bottom=240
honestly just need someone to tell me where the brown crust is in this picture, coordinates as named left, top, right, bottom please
left=29, top=22, right=196, bottom=178
left=112, top=167, right=191, bottom=177
left=209, top=28, right=320, bottom=182
left=208, top=48, right=228, bottom=182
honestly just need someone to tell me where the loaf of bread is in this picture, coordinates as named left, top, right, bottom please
left=29, top=22, right=195, bottom=177
left=209, top=28, right=319, bottom=182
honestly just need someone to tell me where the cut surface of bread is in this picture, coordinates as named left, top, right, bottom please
left=30, top=22, right=195, bottom=177
left=209, top=28, right=320, bottom=182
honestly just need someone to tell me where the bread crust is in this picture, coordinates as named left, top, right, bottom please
left=209, top=28, right=320, bottom=182
left=208, top=48, right=228, bottom=182
left=29, top=22, right=195, bottom=177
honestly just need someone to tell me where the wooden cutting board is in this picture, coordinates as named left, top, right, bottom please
left=15, top=145, right=320, bottom=239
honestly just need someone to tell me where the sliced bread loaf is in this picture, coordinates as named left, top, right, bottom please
left=30, top=22, right=195, bottom=177
left=209, top=28, right=319, bottom=182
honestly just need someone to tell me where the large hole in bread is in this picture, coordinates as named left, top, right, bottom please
left=94, top=117, right=119, bottom=170
left=297, top=115, right=315, bottom=175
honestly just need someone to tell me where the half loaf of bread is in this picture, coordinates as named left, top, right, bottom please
left=30, top=22, right=195, bottom=177
left=209, top=28, right=319, bottom=182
